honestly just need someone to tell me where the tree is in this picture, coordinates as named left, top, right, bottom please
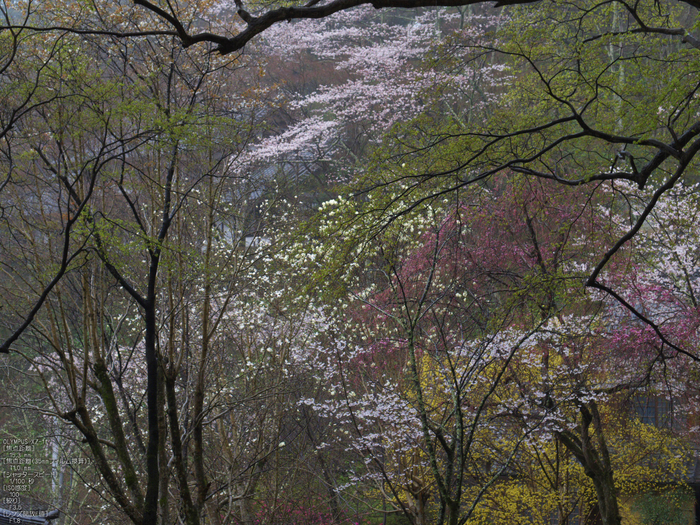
left=0, top=11, right=296, bottom=523
left=289, top=176, right=556, bottom=524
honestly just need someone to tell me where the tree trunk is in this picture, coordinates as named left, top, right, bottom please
left=556, top=401, right=621, bottom=525
left=142, top=303, right=161, bottom=525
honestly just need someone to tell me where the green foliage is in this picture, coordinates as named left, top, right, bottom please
left=632, top=488, right=694, bottom=525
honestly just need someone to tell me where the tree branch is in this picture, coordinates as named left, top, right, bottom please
left=132, top=0, right=543, bottom=54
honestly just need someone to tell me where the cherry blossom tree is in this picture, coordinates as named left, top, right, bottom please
left=226, top=7, right=505, bottom=194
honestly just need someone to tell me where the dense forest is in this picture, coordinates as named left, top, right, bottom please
left=0, top=0, right=699, bottom=524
